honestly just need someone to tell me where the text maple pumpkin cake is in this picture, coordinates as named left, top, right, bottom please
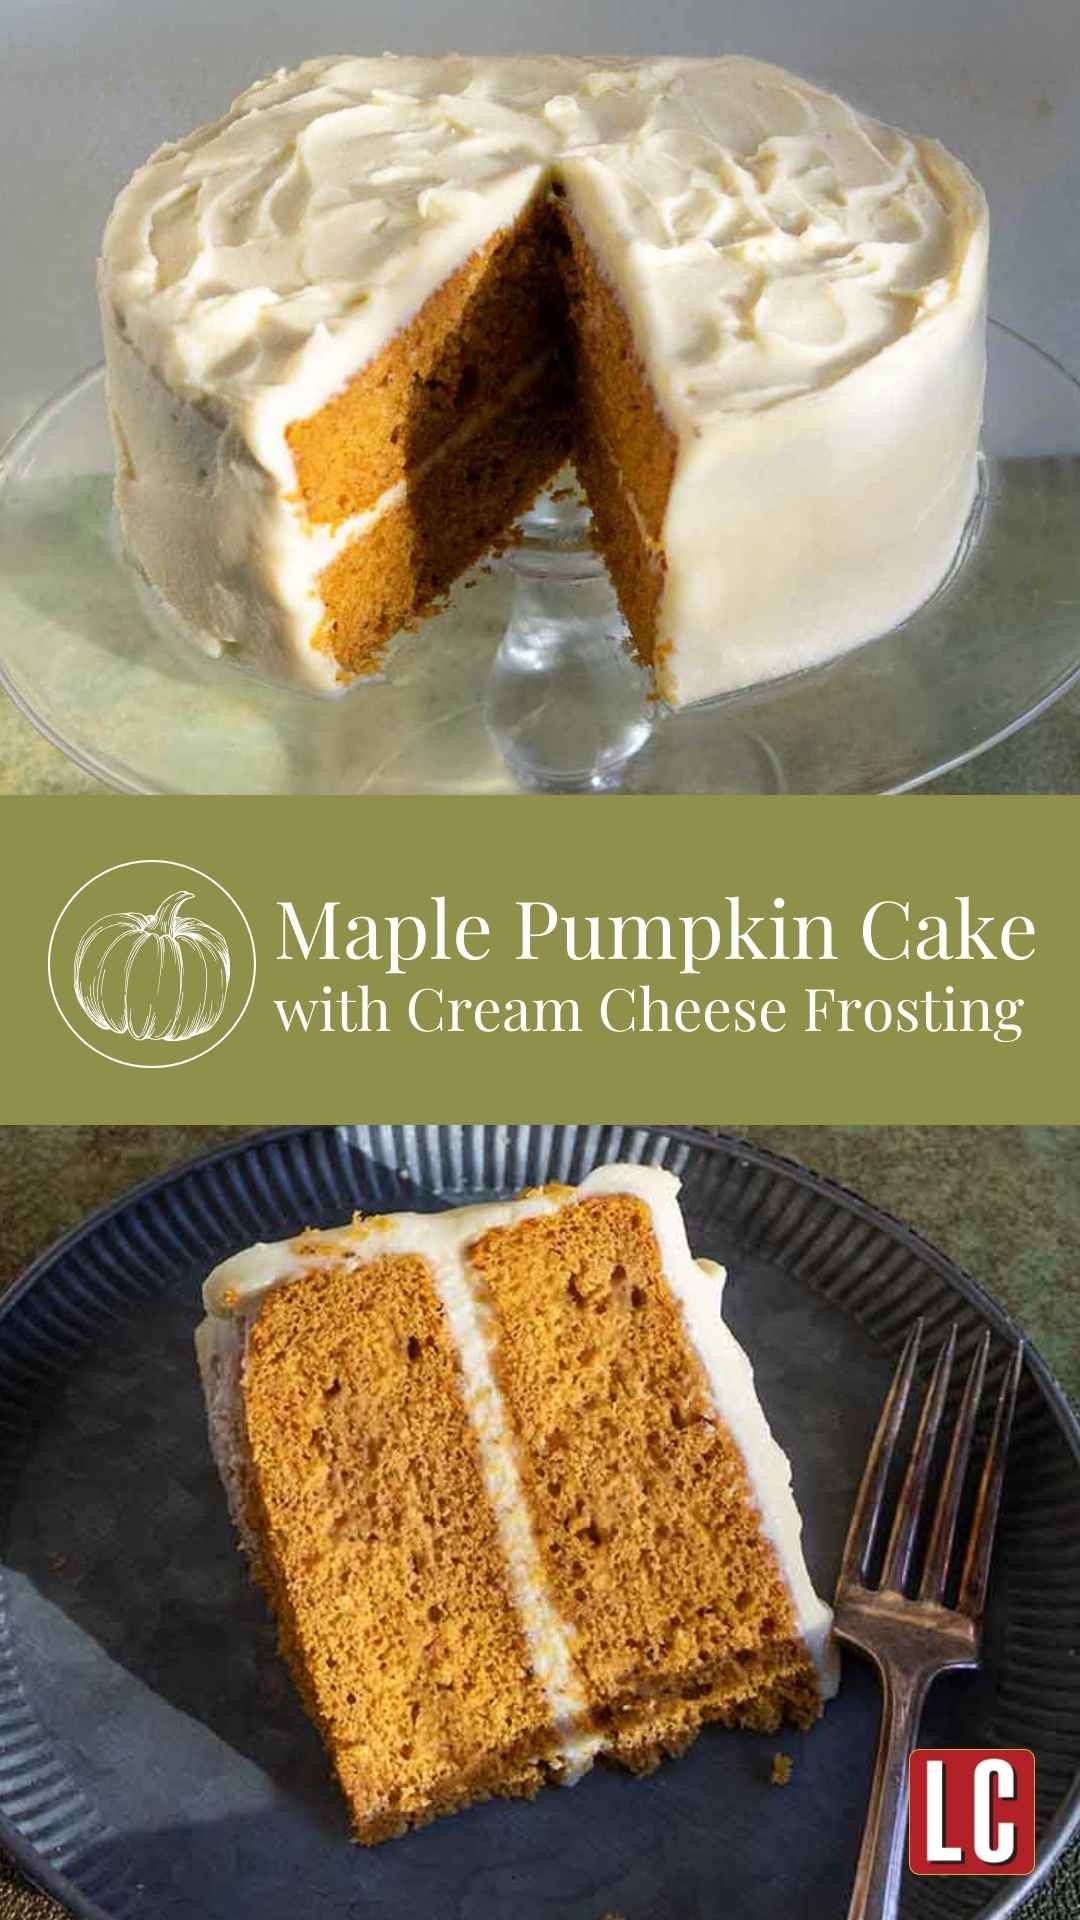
left=196, top=1165, right=838, bottom=1842
left=100, top=56, right=987, bottom=707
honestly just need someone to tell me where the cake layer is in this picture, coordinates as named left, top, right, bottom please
left=288, top=196, right=569, bottom=526
left=102, top=56, right=988, bottom=705
left=233, top=1249, right=556, bottom=1841
left=312, top=355, right=572, bottom=674
left=559, top=203, right=676, bottom=547
left=198, top=1165, right=837, bottom=1841
left=572, top=411, right=666, bottom=672
left=468, top=1195, right=812, bottom=1733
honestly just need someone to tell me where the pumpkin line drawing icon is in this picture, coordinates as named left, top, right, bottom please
left=72, top=890, right=231, bottom=1044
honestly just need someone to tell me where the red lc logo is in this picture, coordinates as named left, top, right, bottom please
left=909, top=1749, right=1036, bottom=1876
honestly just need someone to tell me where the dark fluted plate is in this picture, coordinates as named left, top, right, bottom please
left=0, top=1125, right=1077, bottom=1920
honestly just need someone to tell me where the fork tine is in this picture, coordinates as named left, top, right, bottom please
left=879, top=1326, right=957, bottom=1594
left=958, top=1343, right=1024, bottom=1619
left=918, top=1330, right=990, bottom=1603
left=838, top=1319, right=923, bottom=1590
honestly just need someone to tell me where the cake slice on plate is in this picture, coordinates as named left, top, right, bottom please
left=196, top=1163, right=838, bottom=1842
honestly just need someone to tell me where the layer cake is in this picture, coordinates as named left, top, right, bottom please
left=100, top=56, right=988, bottom=707
left=196, top=1163, right=838, bottom=1842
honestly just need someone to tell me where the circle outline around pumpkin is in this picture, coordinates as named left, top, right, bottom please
left=47, top=860, right=257, bottom=1069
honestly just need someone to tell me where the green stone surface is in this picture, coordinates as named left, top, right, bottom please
left=3, top=661, right=1080, bottom=794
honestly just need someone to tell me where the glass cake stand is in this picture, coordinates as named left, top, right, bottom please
left=1, top=321, right=1079, bottom=795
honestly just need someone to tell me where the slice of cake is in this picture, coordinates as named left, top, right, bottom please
left=101, top=56, right=987, bottom=706
left=196, top=1164, right=838, bottom=1842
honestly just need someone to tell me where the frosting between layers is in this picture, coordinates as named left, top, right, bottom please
left=101, top=55, right=988, bottom=702
left=199, top=1161, right=839, bottom=1769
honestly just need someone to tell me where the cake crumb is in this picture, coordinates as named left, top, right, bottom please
left=223, top=1176, right=823, bottom=1841
left=771, top=1751, right=794, bottom=1786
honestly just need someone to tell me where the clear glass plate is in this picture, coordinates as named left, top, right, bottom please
left=1, top=322, right=1078, bottom=794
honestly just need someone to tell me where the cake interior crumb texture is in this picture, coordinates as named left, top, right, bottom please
left=291, top=199, right=576, bottom=676
left=469, top=1199, right=820, bottom=1760
left=283, top=185, right=675, bottom=679
left=243, top=1252, right=556, bottom=1841
left=199, top=1172, right=834, bottom=1844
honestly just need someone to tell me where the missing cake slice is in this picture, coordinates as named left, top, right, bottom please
left=196, top=1163, right=838, bottom=1842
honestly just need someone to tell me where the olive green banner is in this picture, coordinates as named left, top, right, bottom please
left=2, top=796, right=1074, bottom=1122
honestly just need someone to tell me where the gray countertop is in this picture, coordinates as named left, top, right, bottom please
left=6, top=665, right=1080, bottom=794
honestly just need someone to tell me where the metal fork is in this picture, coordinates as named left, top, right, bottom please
left=836, top=1320, right=1025, bottom=1920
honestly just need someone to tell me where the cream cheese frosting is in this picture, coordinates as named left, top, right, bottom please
left=101, top=55, right=987, bottom=704
left=197, top=1160, right=839, bottom=1775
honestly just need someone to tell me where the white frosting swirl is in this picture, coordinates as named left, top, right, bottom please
left=103, top=55, right=979, bottom=435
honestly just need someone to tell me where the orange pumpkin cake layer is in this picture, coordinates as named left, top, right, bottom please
left=197, top=1165, right=838, bottom=1843
left=312, top=354, right=572, bottom=675
left=469, top=1194, right=821, bottom=1759
left=557, top=204, right=676, bottom=546
left=287, top=200, right=569, bottom=527
left=241, top=1252, right=555, bottom=1841
left=550, top=201, right=676, bottom=670
left=287, top=194, right=573, bottom=675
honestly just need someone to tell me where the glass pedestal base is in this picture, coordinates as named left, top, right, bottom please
left=486, top=486, right=653, bottom=792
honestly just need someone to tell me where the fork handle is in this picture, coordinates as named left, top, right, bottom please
left=846, top=1661, right=932, bottom=1920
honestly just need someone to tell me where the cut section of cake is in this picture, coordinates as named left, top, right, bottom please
left=101, top=56, right=988, bottom=706
left=196, top=1164, right=838, bottom=1842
